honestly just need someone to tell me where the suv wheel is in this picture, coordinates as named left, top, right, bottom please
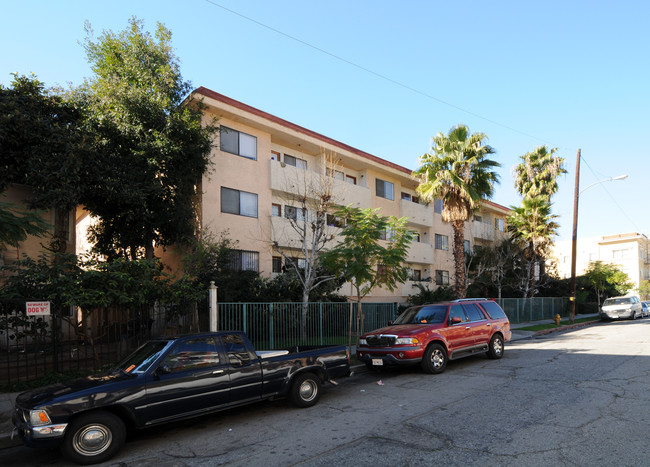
left=487, top=334, right=504, bottom=359
left=421, top=343, right=447, bottom=374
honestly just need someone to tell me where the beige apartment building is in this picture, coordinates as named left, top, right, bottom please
left=192, top=87, right=510, bottom=303
left=553, top=232, right=650, bottom=292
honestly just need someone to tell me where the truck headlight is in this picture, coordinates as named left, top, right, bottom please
left=359, top=339, right=368, bottom=346
left=395, top=337, right=419, bottom=345
left=29, top=410, right=51, bottom=426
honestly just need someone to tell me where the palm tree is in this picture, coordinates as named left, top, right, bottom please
left=413, top=124, right=501, bottom=298
left=506, top=196, right=559, bottom=297
left=512, top=145, right=566, bottom=199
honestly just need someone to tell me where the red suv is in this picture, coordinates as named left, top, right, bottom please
left=357, top=299, right=512, bottom=374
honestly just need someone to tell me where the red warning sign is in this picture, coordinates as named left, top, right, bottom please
left=26, top=301, right=51, bottom=316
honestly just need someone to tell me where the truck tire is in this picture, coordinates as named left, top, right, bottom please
left=289, top=373, right=321, bottom=408
left=61, top=411, right=126, bottom=465
left=486, top=333, right=504, bottom=359
left=421, top=343, right=447, bottom=374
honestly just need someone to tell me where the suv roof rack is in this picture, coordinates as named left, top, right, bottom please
left=452, top=298, right=491, bottom=302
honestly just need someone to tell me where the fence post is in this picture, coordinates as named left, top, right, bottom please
left=319, top=303, right=323, bottom=346
left=209, top=281, right=218, bottom=332
left=269, top=303, right=274, bottom=350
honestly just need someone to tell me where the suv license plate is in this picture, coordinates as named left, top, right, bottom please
left=372, top=359, right=383, bottom=366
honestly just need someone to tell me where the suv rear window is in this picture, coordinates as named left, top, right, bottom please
left=480, top=301, right=507, bottom=320
left=603, top=297, right=634, bottom=306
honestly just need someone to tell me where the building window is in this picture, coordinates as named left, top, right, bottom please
left=326, top=168, right=345, bottom=181
left=411, top=269, right=422, bottom=281
left=413, top=232, right=421, bottom=242
left=284, top=154, right=307, bottom=170
left=220, top=126, right=257, bottom=160
left=272, top=203, right=281, bottom=217
left=221, top=187, right=258, bottom=218
left=435, top=270, right=449, bottom=286
left=285, top=205, right=307, bottom=222
left=435, top=234, right=449, bottom=251
left=346, top=175, right=357, bottom=185
left=495, top=218, right=505, bottom=231
left=464, top=240, right=471, bottom=254
left=271, top=150, right=281, bottom=161
left=474, top=214, right=483, bottom=223
left=327, top=213, right=344, bottom=228
left=375, top=178, right=394, bottom=200
left=226, top=250, right=259, bottom=272
left=401, top=192, right=412, bottom=201
left=434, top=199, right=443, bottom=214
left=272, top=256, right=282, bottom=273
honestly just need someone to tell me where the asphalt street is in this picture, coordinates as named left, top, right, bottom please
left=2, top=318, right=649, bottom=466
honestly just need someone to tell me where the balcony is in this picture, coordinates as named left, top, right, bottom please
left=407, top=241, right=434, bottom=264
left=473, top=220, right=497, bottom=241
left=400, top=199, right=433, bottom=227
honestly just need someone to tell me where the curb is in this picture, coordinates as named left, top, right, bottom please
left=531, top=319, right=600, bottom=337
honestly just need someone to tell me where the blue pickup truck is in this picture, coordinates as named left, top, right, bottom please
left=12, top=331, right=350, bottom=464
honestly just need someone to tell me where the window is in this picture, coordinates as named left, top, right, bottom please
left=289, top=257, right=306, bottom=269
left=448, top=304, right=466, bottom=322
left=284, top=154, right=307, bottom=170
left=495, top=218, right=505, bottom=231
left=221, top=187, right=258, bottom=218
left=434, top=199, right=443, bottom=214
left=462, top=304, right=486, bottom=321
left=271, top=150, right=281, bottom=161
left=413, top=232, right=421, bottom=242
left=220, top=126, right=257, bottom=160
left=464, top=240, right=471, bottom=254
left=346, top=175, right=357, bottom=185
left=223, top=333, right=252, bottom=367
left=272, top=203, right=281, bottom=217
left=435, top=270, right=449, bottom=285
left=163, top=337, right=221, bottom=373
left=285, top=205, right=307, bottom=222
left=411, top=269, right=422, bottom=281
left=435, top=234, right=449, bottom=251
left=474, top=214, right=483, bottom=223
left=327, top=168, right=345, bottom=181
left=226, top=250, right=259, bottom=272
left=376, top=178, right=394, bottom=200
left=327, top=213, right=344, bottom=228
left=481, top=301, right=507, bottom=320
left=401, top=192, right=412, bottom=201
left=272, top=256, right=282, bottom=273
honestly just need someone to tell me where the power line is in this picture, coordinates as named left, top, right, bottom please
left=203, top=0, right=546, bottom=144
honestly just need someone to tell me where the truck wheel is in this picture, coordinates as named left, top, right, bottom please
left=486, top=334, right=504, bottom=359
left=290, top=373, right=321, bottom=408
left=61, top=411, right=126, bottom=465
left=421, top=343, right=447, bottom=374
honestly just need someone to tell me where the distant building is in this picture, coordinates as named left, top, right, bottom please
left=553, top=232, right=650, bottom=291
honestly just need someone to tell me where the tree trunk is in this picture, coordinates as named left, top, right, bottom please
left=452, top=220, right=466, bottom=298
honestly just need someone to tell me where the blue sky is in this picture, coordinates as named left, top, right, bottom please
left=2, top=0, right=648, bottom=243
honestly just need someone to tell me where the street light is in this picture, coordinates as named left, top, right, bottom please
left=569, top=148, right=628, bottom=323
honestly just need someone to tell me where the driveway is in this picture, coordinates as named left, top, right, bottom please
left=1, top=319, right=649, bottom=465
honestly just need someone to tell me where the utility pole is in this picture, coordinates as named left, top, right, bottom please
left=569, top=149, right=581, bottom=324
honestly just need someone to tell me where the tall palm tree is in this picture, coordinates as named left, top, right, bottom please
left=507, top=196, right=559, bottom=297
left=512, top=145, right=566, bottom=199
left=413, top=124, right=501, bottom=298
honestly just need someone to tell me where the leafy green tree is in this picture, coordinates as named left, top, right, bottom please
left=407, top=283, right=455, bottom=306
left=584, top=261, right=635, bottom=305
left=0, top=73, right=87, bottom=252
left=322, top=206, right=413, bottom=344
left=0, top=203, right=50, bottom=250
left=413, top=124, right=500, bottom=298
left=78, top=18, right=216, bottom=259
left=639, top=280, right=650, bottom=301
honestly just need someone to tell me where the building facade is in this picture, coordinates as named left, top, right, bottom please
left=553, top=232, right=650, bottom=291
left=193, top=87, right=509, bottom=303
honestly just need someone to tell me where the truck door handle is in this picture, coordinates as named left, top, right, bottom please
left=465, top=326, right=470, bottom=330
left=212, top=370, right=224, bottom=375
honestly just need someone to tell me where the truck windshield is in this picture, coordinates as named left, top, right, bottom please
left=393, top=305, right=448, bottom=324
left=114, top=341, right=171, bottom=374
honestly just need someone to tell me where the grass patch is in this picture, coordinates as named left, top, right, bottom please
left=515, top=316, right=598, bottom=332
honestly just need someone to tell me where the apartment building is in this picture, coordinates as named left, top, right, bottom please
left=554, top=232, right=650, bottom=290
left=192, top=87, right=509, bottom=303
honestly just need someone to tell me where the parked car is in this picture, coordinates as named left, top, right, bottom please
left=642, top=301, right=650, bottom=317
left=357, top=298, right=512, bottom=374
left=12, top=331, right=350, bottom=465
left=599, top=296, right=643, bottom=320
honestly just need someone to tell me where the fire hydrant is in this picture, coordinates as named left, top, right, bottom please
left=554, top=314, right=562, bottom=325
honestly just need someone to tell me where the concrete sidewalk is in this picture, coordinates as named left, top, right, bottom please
left=0, top=313, right=601, bottom=451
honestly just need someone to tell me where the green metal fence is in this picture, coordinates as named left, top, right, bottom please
left=494, top=297, right=569, bottom=324
left=217, top=302, right=398, bottom=349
